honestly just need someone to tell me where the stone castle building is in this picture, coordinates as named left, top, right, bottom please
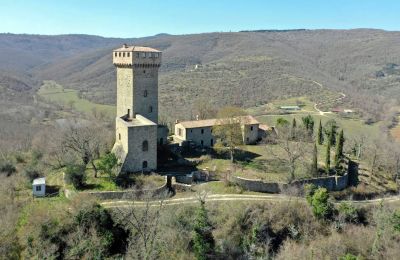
left=112, top=45, right=166, bottom=173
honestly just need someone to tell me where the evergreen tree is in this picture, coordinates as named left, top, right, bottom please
left=334, top=130, right=345, bottom=168
left=291, top=118, right=297, bottom=140
left=312, top=143, right=318, bottom=176
left=302, top=115, right=315, bottom=136
left=317, top=120, right=323, bottom=145
left=192, top=200, right=215, bottom=260
left=325, top=137, right=331, bottom=174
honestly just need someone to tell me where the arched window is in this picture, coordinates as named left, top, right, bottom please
left=142, top=161, right=148, bottom=169
left=144, top=90, right=148, bottom=97
left=149, top=106, right=153, bottom=113
left=142, top=140, right=148, bottom=151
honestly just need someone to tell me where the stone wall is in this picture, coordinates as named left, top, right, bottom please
left=231, top=171, right=350, bottom=193
left=85, top=177, right=170, bottom=200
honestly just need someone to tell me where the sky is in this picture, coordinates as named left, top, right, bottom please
left=1, top=0, right=399, bottom=38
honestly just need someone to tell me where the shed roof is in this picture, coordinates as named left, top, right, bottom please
left=113, top=45, right=161, bottom=52
left=33, top=177, right=46, bottom=185
left=177, top=115, right=260, bottom=129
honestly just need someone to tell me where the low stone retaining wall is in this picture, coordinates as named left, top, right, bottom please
left=85, top=176, right=171, bottom=200
left=231, top=172, right=349, bottom=194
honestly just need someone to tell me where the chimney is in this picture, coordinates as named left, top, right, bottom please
left=123, top=43, right=127, bottom=48
left=196, top=115, right=199, bottom=121
left=175, top=119, right=179, bottom=124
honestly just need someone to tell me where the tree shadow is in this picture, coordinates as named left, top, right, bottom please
left=45, top=185, right=61, bottom=196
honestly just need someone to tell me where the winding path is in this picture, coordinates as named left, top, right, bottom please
left=101, top=193, right=400, bottom=208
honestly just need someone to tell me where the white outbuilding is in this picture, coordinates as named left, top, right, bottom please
left=32, top=177, right=46, bottom=197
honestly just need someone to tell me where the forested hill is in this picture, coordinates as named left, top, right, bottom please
left=1, top=29, right=400, bottom=121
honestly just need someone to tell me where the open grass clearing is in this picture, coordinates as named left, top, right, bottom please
left=37, top=80, right=115, bottom=117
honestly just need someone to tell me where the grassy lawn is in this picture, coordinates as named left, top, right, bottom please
left=174, top=181, right=264, bottom=197
left=194, top=144, right=318, bottom=183
left=255, top=113, right=382, bottom=141
left=37, top=80, right=115, bottom=117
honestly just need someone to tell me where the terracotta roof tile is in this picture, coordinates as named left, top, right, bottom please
left=113, top=45, right=161, bottom=52
left=177, top=115, right=259, bottom=128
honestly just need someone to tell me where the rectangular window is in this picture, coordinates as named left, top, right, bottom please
left=123, top=52, right=125, bottom=57
left=114, top=52, right=117, bottom=57
left=118, top=133, right=121, bottom=140
left=136, top=53, right=140, bottom=58
left=141, top=52, right=146, bottom=58
left=36, top=185, right=41, bottom=191
left=250, top=126, right=253, bottom=131
left=201, top=129, right=204, bottom=134
left=127, top=52, right=130, bottom=57
left=148, top=53, right=152, bottom=58
left=154, top=53, right=159, bottom=58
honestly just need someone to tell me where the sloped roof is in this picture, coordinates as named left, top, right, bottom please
left=259, top=124, right=271, bottom=131
left=113, top=45, right=161, bottom=52
left=33, top=177, right=45, bottom=185
left=177, top=115, right=260, bottom=129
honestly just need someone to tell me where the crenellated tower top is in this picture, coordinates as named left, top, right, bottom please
left=113, top=44, right=161, bottom=68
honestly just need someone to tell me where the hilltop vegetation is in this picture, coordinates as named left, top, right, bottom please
left=1, top=29, right=400, bottom=124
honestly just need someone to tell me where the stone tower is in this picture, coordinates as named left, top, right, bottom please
left=112, top=45, right=162, bottom=173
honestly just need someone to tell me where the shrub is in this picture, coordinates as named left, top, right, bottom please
left=338, top=202, right=358, bottom=223
left=0, top=161, right=17, bottom=176
left=15, top=153, right=25, bottom=163
left=24, top=167, right=41, bottom=182
left=339, top=253, right=359, bottom=260
left=115, top=173, right=132, bottom=188
left=192, top=200, right=215, bottom=260
left=97, top=153, right=118, bottom=179
left=65, top=164, right=86, bottom=189
left=306, top=187, right=333, bottom=220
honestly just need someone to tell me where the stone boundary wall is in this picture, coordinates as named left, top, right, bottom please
left=85, top=176, right=170, bottom=200
left=231, top=171, right=349, bottom=193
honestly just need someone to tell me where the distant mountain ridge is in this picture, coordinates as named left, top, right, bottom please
left=1, top=29, right=400, bottom=121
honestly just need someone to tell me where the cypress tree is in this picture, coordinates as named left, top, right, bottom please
left=291, top=118, right=297, bottom=140
left=325, top=137, right=331, bottom=174
left=317, top=120, right=323, bottom=145
left=312, top=143, right=318, bottom=176
left=334, top=130, right=345, bottom=168
left=329, top=124, right=336, bottom=146
left=192, top=200, right=215, bottom=260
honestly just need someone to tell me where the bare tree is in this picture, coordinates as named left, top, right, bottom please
left=62, top=122, right=108, bottom=177
left=112, top=191, right=166, bottom=260
left=212, top=106, right=248, bottom=163
left=193, top=97, right=217, bottom=120
left=270, top=126, right=309, bottom=183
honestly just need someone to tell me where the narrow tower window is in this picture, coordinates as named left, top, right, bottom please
left=149, top=106, right=153, bottom=113
left=144, top=90, right=148, bottom=97
left=142, top=161, right=148, bottom=169
left=142, top=140, right=148, bottom=151
left=127, top=52, right=130, bottom=57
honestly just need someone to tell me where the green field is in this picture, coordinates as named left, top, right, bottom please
left=37, top=80, right=115, bottom=117
left=255, top=113, right=382, bottom=141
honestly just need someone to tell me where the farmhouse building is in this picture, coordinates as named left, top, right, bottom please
left=173, top=115, right=262, bottom=147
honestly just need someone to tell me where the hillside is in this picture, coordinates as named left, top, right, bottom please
left=1, top=30, right=400, bottom=122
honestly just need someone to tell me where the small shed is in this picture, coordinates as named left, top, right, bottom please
left=32, top=177, right=46, bottom=197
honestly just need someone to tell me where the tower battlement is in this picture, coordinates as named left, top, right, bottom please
left=113, top=45, right=161, bottom=67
